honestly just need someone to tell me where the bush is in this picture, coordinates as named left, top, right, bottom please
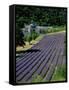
left=24, top=31, right=39, bottom=44
left=31, top=31, right=39, bottom=40
left=27, top=34, right=32, bottom=44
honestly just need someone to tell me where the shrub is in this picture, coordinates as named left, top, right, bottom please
left=24, top=31, right=39, bottom=44
left=26, top=34, right=32, bottom=44
left=31, top=31, right=39, bottom=40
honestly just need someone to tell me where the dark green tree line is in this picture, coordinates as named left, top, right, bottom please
left=15, top=6, right=67, bottom=46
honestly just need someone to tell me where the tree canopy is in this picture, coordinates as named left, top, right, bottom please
left=15, top=5, right=67, bottom=46
left=16, top=6, right=67, bottom=28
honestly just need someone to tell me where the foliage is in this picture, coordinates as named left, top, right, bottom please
left=16, top=6, right=67, bottom=46
left=32, top=74, right=43, bottom=83
left=51, top=65, right=66, bottom=81
left=64, top=35, right=66, bottom=55
left=31, top=31, right=39, bottom=40
left=24, top=31, right=39, bottom=44
left=26, top=34, right=32, bottom=44
left=41, top=26, right=66, bottom=34
left=16, top=6, right=67, bottom=28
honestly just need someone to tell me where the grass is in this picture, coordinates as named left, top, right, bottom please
left=31, top=64, right=66, bottom=83
left=51, top=30, right=66, bottom=82
left=16, top=34, right=45, bottom=52
left=51, top=65, right=66, bottom=82
left=16, top=42, right=32, bottom=51
left=47, top=30, right=65, bottom=36
left=64, top=35, right=66, bottom=55
left=43, top=25, right=66, bottom=34
left=46, top=26, right=66, bottom=34
left=32, top=74, right=44, bottom=83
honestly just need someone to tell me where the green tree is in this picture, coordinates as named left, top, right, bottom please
left=16, top=6, right=67, bottom=45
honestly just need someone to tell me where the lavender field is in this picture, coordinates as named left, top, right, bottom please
left=16, top=32, right=66, bottom=83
